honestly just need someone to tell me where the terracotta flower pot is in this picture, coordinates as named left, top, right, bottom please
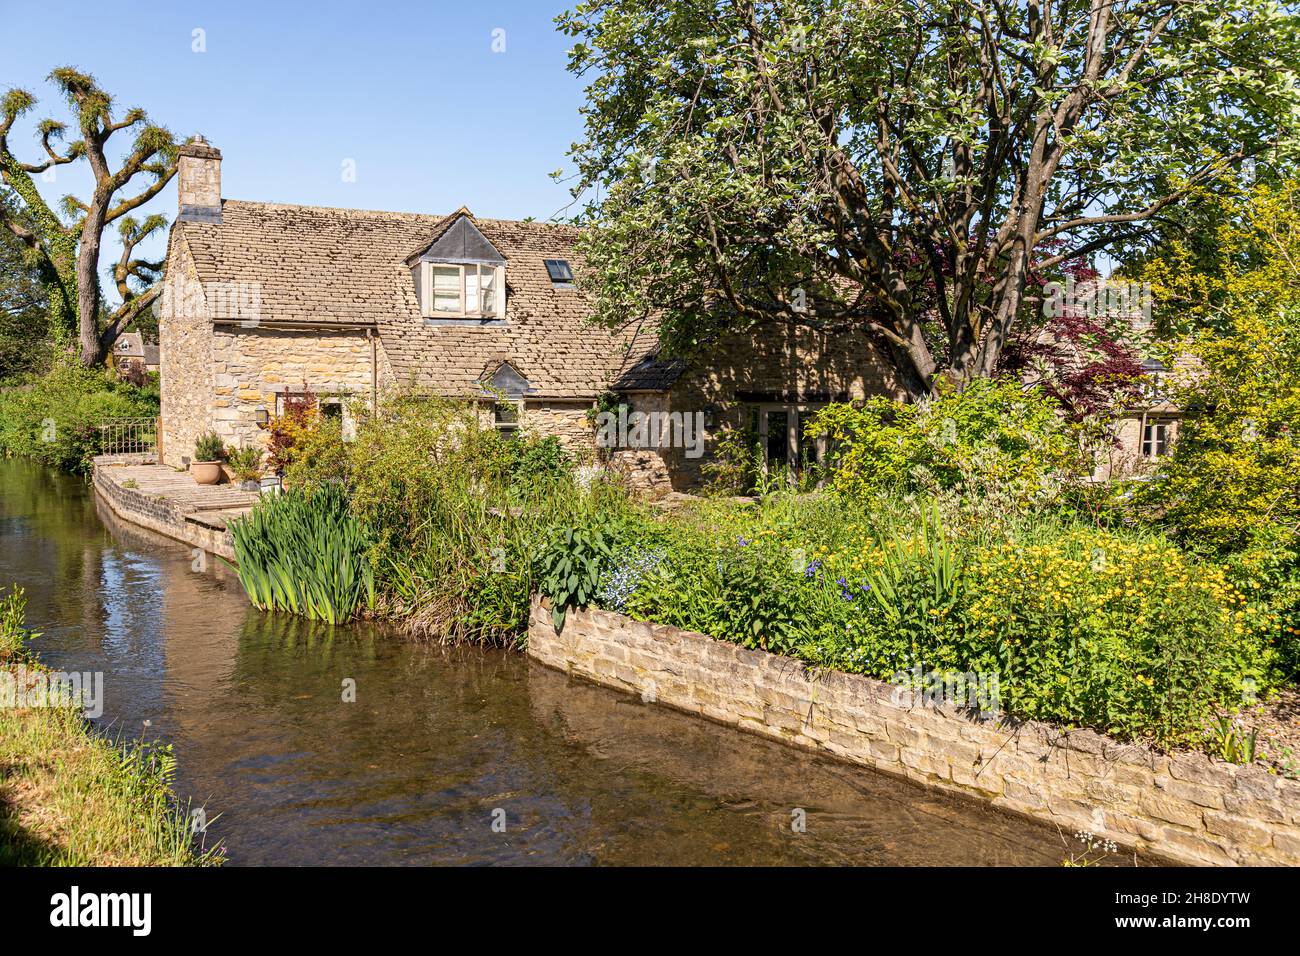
left=191, top=461, right=222, bottom=485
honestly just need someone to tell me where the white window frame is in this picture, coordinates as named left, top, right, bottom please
left=420, top=261, right=506, bottom=320
left=1141, top=417, right=1171, bottom=459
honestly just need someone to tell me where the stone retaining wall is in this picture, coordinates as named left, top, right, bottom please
left=528, top=596, right=1300, bottom=866
left=92, top=460, right=237, bottom=561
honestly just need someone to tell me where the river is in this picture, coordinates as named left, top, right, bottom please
left=0, top=458, right=1076, bottom=865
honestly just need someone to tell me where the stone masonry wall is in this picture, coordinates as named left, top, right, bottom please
left=529, top=596, right=1300, bottom=866
left=92, top=461, right=236, bottom=561
left=211, top=326, right=379, bottom=452
left=605, top=391, right=676, bottom=495
left=521, top=401, right=595, bottom=460
left=629, top=321, right=902, bottom=492
left=158, top=238, right=214, bottom=468
left=178, top=155, right=218, bottom=209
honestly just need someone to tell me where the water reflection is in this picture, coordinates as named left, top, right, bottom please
left=0, top=459, right=1077, bottom=866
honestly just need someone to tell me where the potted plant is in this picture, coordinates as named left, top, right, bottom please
left=227, top=444, right=264, bottom=491
left=191, top=432, right=226, bottom=485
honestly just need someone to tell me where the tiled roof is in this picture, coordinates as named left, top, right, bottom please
left=611, top=352, right=687, bottom=391
left=174, top=199, right=664, bottom=399
left=113, top=332, right=145, bottom=358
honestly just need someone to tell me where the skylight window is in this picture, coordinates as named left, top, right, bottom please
left=544, top=259, right=574, bottom=285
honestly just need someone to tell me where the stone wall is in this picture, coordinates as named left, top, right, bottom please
left=158, top=237, right=215, bottom=468
left=603, top=391, right=676, bottom=495
left=210, top=325, right=379, bottom=451
left=177, top=143, right=221, bottom=212
left=92, top=461, right=236, bottom=561
left=624, top=320, right=902, bottom=492
left=528, top=597, right=1300, bottom=866
left=521, top=401, right=595, bottom=460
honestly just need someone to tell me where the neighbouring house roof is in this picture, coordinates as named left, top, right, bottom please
left=113, top=332, right=144, bottom=359
left=113, top=332, right=159, bottom=366
left=172, top=199, right=665, bottom=399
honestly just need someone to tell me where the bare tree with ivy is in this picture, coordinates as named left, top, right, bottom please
left=0, top=67, right=187, bottom=366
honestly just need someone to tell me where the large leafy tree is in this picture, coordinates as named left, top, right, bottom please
left=561, top=0, right=1300, bottom=398
left=0, top=68, right=182, bottom=367
left=1140, top=179, right=1300, bottom=553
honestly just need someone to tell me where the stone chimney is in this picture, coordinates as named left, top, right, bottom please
left=176, top=136, right=222, bottom=224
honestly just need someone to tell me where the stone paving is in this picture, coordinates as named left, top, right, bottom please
left=95, top=458, right=260, bottom=528
left=92, top=456, right=262, bottom=560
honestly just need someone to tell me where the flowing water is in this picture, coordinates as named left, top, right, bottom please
left=0, top=458, right=1079, bottom=866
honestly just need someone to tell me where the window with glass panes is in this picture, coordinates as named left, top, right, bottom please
left=1142, top=419, right=1170, bottom=458
left=429, top=263, right=498, bottom=316
left=753, top=403, right=827, bottom=472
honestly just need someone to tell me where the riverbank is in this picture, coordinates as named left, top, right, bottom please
left=0, top=586, right=220, bottom=866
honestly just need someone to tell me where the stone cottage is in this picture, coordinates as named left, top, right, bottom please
left=109, top=332, right=160, bottom=377
left=157, top=139, right=902, bottom=492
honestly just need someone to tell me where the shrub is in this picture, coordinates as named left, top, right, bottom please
left=192, top=432, right=226, bottom=462
left=1139, top=302, right=1300, bottom=555
left=700, top=424, right=762, bottom=496
left=503, top=434, right=573, bottom=487
left=226, top=445, right=263, bottom=482
left=601, top=490, right=1278, bottom=745
left=280, top=415, right=349, bottom=488
left=0, top=361, right=159, bottom=472
left=228, top=483, right=375, bottom=624
left=342, top=390, right=633, bottom=644
left=1136, top=179, right=1300, bottom=557
left=265, top=387, right=344, bottom=482
left=961, top=528, right=1275, bottom=743
left=1220, top=544, right=1300, bottom=679
left=809, top=378, right=1087, bottom=513
left=535, top=521, right=616, bottom=630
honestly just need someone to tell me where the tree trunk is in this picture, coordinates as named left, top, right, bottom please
left=76, top=204, right=106, bottom=366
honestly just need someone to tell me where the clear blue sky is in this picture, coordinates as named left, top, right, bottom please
left=1, top=0, right=590, bottom=302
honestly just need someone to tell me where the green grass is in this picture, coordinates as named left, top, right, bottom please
left=0, top=586, right=221, bottom=866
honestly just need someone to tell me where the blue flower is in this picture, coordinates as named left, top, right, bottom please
left=804, top=559, right=822, bottom=578
left=738, top=536, right=750, bottom=547
left=596, top=547, right=666, bottom=613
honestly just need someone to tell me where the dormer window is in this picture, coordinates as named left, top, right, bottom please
left=430, top=263, right=498, bottom=316
left=408, top=212, right=508, bottom=323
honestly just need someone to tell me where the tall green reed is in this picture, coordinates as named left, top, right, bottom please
left=227, top=482, right=375, bottom=624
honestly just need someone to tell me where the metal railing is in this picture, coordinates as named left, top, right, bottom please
left=96, top=418, right=159, bottom=457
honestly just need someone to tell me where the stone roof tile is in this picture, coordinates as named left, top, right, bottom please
left=176, top=199, right=662, bottom=399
